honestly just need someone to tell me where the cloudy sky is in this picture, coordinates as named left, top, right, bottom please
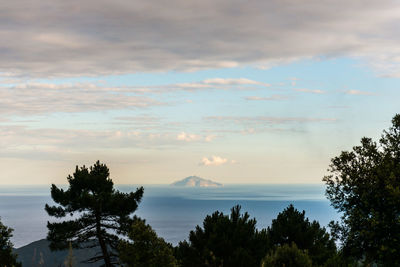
left=1, top=0, right=399, bottom=184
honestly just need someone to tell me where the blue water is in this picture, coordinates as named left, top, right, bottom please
left=0, top=184, right=339, bottom=248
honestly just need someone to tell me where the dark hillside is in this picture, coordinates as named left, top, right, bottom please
left=14, top=239, right=102, bottom=267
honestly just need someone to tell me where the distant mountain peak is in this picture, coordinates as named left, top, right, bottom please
left=171, top=176, right=223, bottom=187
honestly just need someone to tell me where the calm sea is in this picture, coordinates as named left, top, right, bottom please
left=0, top=184, right=339, bottom=248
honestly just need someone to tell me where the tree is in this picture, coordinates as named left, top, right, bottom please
left=0, top=218, right=21, bottom=267
left=64, top=242, right=75, bottom=267
left=267, top=204, right=336, bottom=266
left=323, top=114, right=400, bottom=265
left=45, top=161, right=144, bottom=267
left=119, top=217, right=178, bottom=267
left=261, top=243, right=312, bottom=267
left=175, top=205, right=269, bottom=267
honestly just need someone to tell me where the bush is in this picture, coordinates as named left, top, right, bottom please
left=261, top=242, right=312, bottom=267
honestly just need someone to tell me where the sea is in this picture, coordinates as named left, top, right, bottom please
left=0, top=184, right=340, bottom=248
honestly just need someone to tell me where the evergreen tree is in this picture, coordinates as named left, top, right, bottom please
left=175, top=205, right=268, bottom=267
left=324, top=114, right=400, bottom=265
left=45, top=161, right=143, bottom=267
left=267, top=204, right=336, bottom=266
left=64, top=242, right=75, bottom=267
left=0, top=218, right=21, bottom=267
left=119, top=217, right=178, bottom=267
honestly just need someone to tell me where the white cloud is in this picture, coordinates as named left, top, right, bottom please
left=345, top=90, right=374, bottom=95
left=294, top=88, right=325, bottom=94
left=199, top=156, right=229, bottom=166
left=203, top=78, right=269, bottom=86
left=176, top=132, right=215, bottom=142
left=205, top=135, right=216, bottom=142
left=177, top=132, right=202, bottom=142
left=245, top=95, right=288, bottom=101
left=174, top=78, right=269, bottom=91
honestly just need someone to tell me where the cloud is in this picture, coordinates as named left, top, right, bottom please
left=294, top=88, right=325, bottom=94
left=174, top=78, right=269, bottom=91
left=204, top=116, right=337, bottom=134
left=199, top=156, right=229, bottom=166
left=0, top=125, right=219, bottom=161
left=1, top=0, right=400, bottom=77
left=177, top=132, right=202, bottom=142
left=0, top=76, right=271, bottom=117
left=205, top=116, right=337, bottom=125
left=0, top=82, right=162, bottom=116
left=245, top=95, right=288, bottom=101
left=112, top=115, right=167, bottom=131
left=176, top=132, right=215, bottom=142
left=203, top=78, right=269, bottom=87
left=345, top=90, right=374, bottom=95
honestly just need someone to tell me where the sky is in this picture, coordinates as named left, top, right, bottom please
left=0, top=0, right=400, bottom=185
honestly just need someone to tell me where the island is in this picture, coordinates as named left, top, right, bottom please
left=171, top=176, right=223, bottom=187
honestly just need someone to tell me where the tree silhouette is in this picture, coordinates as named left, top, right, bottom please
left=324, top=114, right=400, bottom=265
left=119, top=217, right=178, bottom=267
left=0, top=218, right=21, bottom=267
left=267, top=204, right=336, bottom=266
left=45, top=161, right=143, bottom=267
left=176, top=205, right=268, bottom=267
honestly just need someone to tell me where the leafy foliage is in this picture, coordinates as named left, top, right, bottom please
left=175, top=205, right=268, bottom=267
left=119, top=217, right=178, bottom=267
left=261, top=242, right=312, bottom=267
left=267, top=204, right=336, bottom=266
left=45, top=161, right=143, bottom=267
left=0, top=218, right=21, bottom=267
left=323, top=114, right=400, bottom=265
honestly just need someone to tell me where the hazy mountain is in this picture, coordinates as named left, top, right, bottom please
left=14, top=239, right=102, bottom=267
left=171, top=176, right=223, bottom=187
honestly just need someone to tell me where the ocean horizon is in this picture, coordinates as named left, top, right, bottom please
left=0, top=184, right=340, bottom=248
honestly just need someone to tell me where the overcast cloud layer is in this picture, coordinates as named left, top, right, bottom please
left=1, top=0, right=400, bottom=77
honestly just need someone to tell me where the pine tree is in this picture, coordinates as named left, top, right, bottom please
left=64, top=242, right=75, bottom=267
left=176, top=205, right=268, bottom=267
left=266, top=204, right=336, bottom=266
left=45, top=161, right=143, bottom=267
left=0, top=218, right=21, bottom=267
left=119, top=217, right=178, bottom=267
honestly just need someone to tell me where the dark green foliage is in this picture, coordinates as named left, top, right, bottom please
left=119, top=217, right=178, bottom=267
left=261, top=243, right=312, bottom=267
left=322, top=251, right=359, bottom=267
left=324, top=114, right=400, bottom=265
left=45, top=161, right=143, bottom=267
left=0, top=218, right=21, bottom=267
left=175, top=205, right=269, bottom=267
left=267, top=204, right=336, bottom=266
